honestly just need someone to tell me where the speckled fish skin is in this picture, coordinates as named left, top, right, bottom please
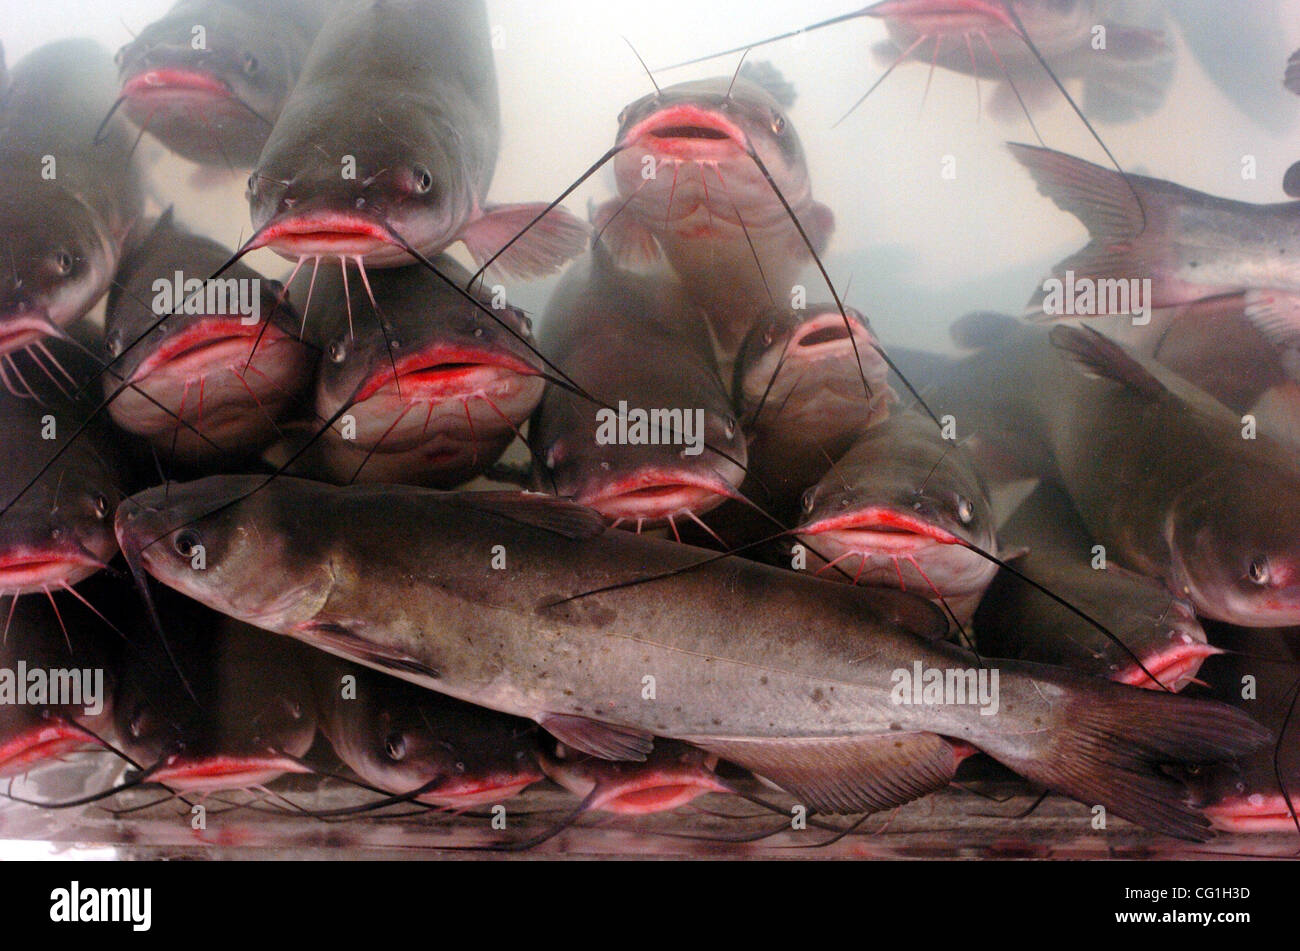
left=116, top=475, right=1270, bottom=840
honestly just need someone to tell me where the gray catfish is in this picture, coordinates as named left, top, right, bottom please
left=1012, top=143, right=1300, bottom=350
left=530, top=249, right=747, bottom=537
left=928, top=319, right=1300, bottom=627
left=117, top=476, right=1270, bottom=840
left=245, top=0, right=586, bottom=275
left=0, top=40, right=142, bottom=362
left=593, top=66, right=833, bottom=359
left=795, top=408, right=998, bottom=628
left=307, top=257, right=545, bottom=487
left=974, top=482, right=1213, bottom=691
left=313, top=656, right=542, bottom=808
left=103, top=210, right=316, bottom=463
left=0, top=396, right=129, bottom=597
left=114, top=0, right=335, bottom=168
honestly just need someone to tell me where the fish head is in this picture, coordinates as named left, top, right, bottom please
left=113, top=476, right=335, bottom=631
left=248, top=108, right=472, bottom=265
left=115, top=5, right=297, bottom=165
left=870, top=0, right=1097, bottom=59
left=0, top=187, right=116, bottom=355
left=612, top=74, right=810, bottom=224
left=735, top=305, right=893, bottom=427
left=1167, top=476, right=1300, bottom=626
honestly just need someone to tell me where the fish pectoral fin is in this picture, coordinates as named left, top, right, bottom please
left=1242, top=289, right=1300, bottom=351
left=296, top=621, right=440, bottom=681
left=460, top=203, right=591, bottom=281
left=1048, top=325, right=1167, bottom=400
left=540, top=714, right=654, bottom=762
left=1080, top=27, right=1176, bottom=125
left=590, top=199, right=663, bottom=270
left=688, top=732, right=959, bottom=815
left=456, top=491, right=607, bottom=540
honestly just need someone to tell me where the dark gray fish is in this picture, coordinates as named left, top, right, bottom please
left=102, top=210, right=316, bottom=463
left=592, top=66, right=833, bottom=358
left=115, top=0, right=335, bottom=168
left=117, top=476, right=1270, bottom=841
left=0, top=580, right=122, bottom=778
left=974, top=481, right=1214, bottom=691
left=0, top=40, right=142, bottom=364
left=795, top=408, right=998, bottom=627
left=313, top=656, right=542, bottom=808
left=0, top=396, right=129, bottom=597
left=245, top=0, right=587, bottom=275
left=112, top=591, right=318, bottom=793
left=530, top=248, right=747, bottom=537
left=306, top=256, right=545, bottom=487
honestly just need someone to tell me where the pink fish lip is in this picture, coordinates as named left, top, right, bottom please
left=413, top=770, right=543, bottom=809
left=787, top=311, right=871, bottom=355
left=864, top=0, right=1018, bottom=32
left=0, top=721, right=99, bottom=778
left=146, top=753, right=312, bottom=792
left=1203, top=793, right=1300, bottom=833
left=249, top=211, right=395, bottom=258
left=799, top=506, right=961, bottom=554
left=578, top=469, right=741, bottom=522
left=622, top=103, right=750, bottom=161
left=129, top=319, right=287, bottom=383
left=122, top=67, right=232, bottom=101
left=0, top=547, right=104, bottom=591
left=1113, top=641, right=1222, bottom=692
left=350, top=346, right=541, bottom=406
left=543, top=756, right=729, bottom=815
left=0, top=314, right=54, bottom=356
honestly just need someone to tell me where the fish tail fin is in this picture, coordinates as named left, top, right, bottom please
left=981, top=663, right=1271, bottom=841
left=1008, top=143, right=1165, bottom=320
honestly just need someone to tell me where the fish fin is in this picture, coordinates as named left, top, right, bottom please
left=1242, top=289, right=1300, bottom=351
left=690, top=733, right=958, bottom=814
left=987, top=74, right=1055, bottom=124
left=1049, top=325, right=1167, bottom=400
left=949, top=311, right=1022, bottom=351
left=738, top=60, right=796, bottom=108
left=591, top=198, right=663, bottom=269
left=982, top=664, right=1271, bottom=841
left=1081, top=27, right=1176, bottom=124
left=1288, top=49, right=1300, bottom=97
left=460, top=203, right=591, bottom=280
left=295, top=621, right=442, bottom=681
left=540, top=714, right=654, bottom=762
left=456, top=491, right=607, bottom=540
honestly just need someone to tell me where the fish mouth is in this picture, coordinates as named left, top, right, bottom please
left=415, top=771, right=543, bottom=809
left=624, top=104, right=749, bottom=160
left=250, top=212, right=394, bottom=258
left=351, top=347, right=540, bottom=406
left=0, top=548, right=103, bottom=591
left=799, top=506, right=961, bottom=554
left=122, top=67, right=233, bottom=103
left=1203, top=793, right=1300, bottom=833
left=865, top=0, right=1017, bottom=31
left=1113, top=639, right=1222, bottom=692
left=579, top=469, right=740, bottom=522
left=147, top=753, right=312, bottom=792
left=130, top=320, right=282, bottom=382
left=0, top=722, right=99, bottom=778
left=542, top=752, right=728, bottom=815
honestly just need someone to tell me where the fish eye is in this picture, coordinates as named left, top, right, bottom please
left=50, top=250, right=75, bottom=276
left=724, top=415, right=737, bottom=440
left=128, top=705, right=150, bottom=740
left=412, top=165, right=434, bottom=194
left=328, top=339, right=347, bottom=363
left=384, top=732, right=407, bottom=761
left=801, top=487, right=817, bottom=513
left=242, top=52, right=259, bottom=76
left=955, top=495, right=974, bottom=526
left=93, top=494, right=111, bottom=519
left=246, top=172, right=258, bottom=197
left=770, top=113, right=787, bottom=136
left=105, top=332, right=123, bottom=357
left=1248, top=557, right=1271, bottom=586
left=282, top=698, right=303, bottom=720
left=172, top=529, right=202, bottom=559
left=617, top=106, right=629, bottom=126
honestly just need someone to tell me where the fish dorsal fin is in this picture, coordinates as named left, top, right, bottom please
left=949, top=311, right=1022, bottom=351
left=455, top=491, right=608, bottom=540
left=689, top=732, right=959, bottom=815
left=737, top=60, right=796, bottom=108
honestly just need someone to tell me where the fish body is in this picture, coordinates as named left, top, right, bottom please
left=115, top=0, right=335, bottom=167
left=246, top=0, right=586, bottom=275
left=117, top=476, right=1269, bottom=840
left=0, top=40, right=142, bottom=359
